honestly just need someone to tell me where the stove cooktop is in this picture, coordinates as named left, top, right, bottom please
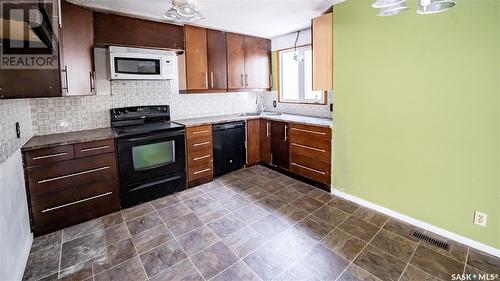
left=113, top=121, right=185, bottom=138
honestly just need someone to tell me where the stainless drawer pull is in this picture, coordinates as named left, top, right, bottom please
left=33, top=152, right=69, bottom=160
left=291, top=128, right=327, bottom=135
left=194, top=168, right=211, bottom=175
left=291, top=163, right=326, bottom=175
left=193, top=141, right=210, bottom=147
left=193, top=155, right=211, bottom=161
left=41, top=192, right=112, bottom=213
left=38, top=166, right=111, bottom=184
left=80, top=145, right=110, bottom=152
left=291, top=143, right=326, bottom=153
left=192, top=130, right=209, bottom=135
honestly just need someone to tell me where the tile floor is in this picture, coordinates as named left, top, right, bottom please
left=23, top=165, right=500, bottom=281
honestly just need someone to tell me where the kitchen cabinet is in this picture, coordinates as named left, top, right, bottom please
left=246, top=119, right=261, bottom=165
left=289, top=123, right=331, bottom=185
left=227, top=33, right=271, bottom=91
left=260, top=119, right=272, bottom=164
left=186, top=125, right=214, bottom=187
left=93, top=12, right=184, bottom=50
left=312, top=12, right=333, bottom=91
left=271, top=121, right=289, bottom=170
left=183, top=26, right=228, bottom=93
left=60, top=0, right=95, bottom=96
left=23, top=138, right=120, bottom=236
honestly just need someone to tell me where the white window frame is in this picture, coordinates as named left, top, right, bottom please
left=278, top=45, right=326, bottom=104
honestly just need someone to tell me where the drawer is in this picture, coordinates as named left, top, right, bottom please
left=24, top=145, right=74, bottom=166
left=186, top=125, right=212, bottom=140
left=27, top=153, right=117, bottom=198
left=74, top=139, right=115, bottom=158
left=187, top=148, right=213, bottom=167
left=290, top=154, right=330, bottom=185
left=187, top=138, right=213, bottom=153
left=289, top=123, right=332, bottom=140
left=290, top=142, right=330, bottom=163
left=188, top=162, right=213, bottom=182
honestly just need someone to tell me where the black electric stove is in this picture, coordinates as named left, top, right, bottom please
left=111, top=105, right=186, bottom=208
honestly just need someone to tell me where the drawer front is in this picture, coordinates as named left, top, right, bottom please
left=289, top=123, right=332, bottom=140
left=290, top=142, right=330, bottom=163
left=187, top=137, right=213, bottom=153
left=187, top=148, right=213, bottom=167
left=24, top=145, right=74, bottom=166
left=186, top=125, right=212, bottom=140
left=27, top=153, right=117, bottom=198
left=290, top=154, right=331, bottom=185
left=188, top=162, right=213, bottom=182
left=289, top=133, right=331, bottom=152
left=74, top=139, right=115, bottom=158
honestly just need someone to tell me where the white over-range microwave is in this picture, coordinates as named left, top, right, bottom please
left=109, top=46, right=177, bottom=80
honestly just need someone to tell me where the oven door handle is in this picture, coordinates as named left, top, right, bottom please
left=128, top=175, right=183, bottom=192
left=120, top=131, right=185, bottom=143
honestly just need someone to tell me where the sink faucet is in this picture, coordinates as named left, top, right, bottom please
left=256, top=93, right=265, bottom=113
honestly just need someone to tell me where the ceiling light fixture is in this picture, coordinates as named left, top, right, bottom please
left=417, top=0, right=456, bottom=14
left=372, top=0, right=456, bottom=16
left=164, top=0, right=203, bottom=22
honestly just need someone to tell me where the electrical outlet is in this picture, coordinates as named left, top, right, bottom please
left=473, top=211, right=487, bottom=227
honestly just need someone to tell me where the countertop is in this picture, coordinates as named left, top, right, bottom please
left=22, top=128, right=116, bottom=151
left=173, top=112, right=333, bottom=128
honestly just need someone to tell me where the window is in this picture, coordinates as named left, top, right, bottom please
left=278, top=45, right=325, bottom=104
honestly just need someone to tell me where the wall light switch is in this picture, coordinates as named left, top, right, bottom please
left=473, top=211, right=487, bottom=227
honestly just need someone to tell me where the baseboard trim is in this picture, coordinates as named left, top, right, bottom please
left=15, top=232, right=33, bottom=281
left=330, top=187, right=500, bottom=258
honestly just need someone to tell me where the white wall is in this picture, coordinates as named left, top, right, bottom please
left=0, top=150, right=33, bottom=281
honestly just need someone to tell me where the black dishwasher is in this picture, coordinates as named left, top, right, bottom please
left=213, top=121, right=246, bottom=177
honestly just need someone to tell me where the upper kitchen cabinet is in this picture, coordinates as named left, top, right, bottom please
left=0, top=0, right=61, bottom=98
left=183, top=25, right=227, bottom=93
left=312, top=12, right=333, bottom=91
left=93, top=13, right=184, bottom=50
left=227, top=33, right=271, bottom=91
left=60, top=0, right=95, bottom=96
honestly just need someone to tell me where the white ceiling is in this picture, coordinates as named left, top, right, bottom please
left=67, top=0, right=342, bottom=38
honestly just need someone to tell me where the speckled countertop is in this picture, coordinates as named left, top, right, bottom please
left=22, top=128, right=116, bottom=151
left=174, top=113, right=333, bottom=128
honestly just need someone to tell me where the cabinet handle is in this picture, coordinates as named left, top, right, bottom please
left=291, top=143, right=326, bottom=153
left=0, top=87, right=4, bottom=99
left=245, top=74, right=248, bottom=87
left=266, top=122, right=270, bottom=137
left=80, top=145, right=110, bottom=152
left=193, top=141, right=210, bottom=147
left=41, top=192, right=112, bottom=213
left=269, top=74, right=273, bottom=88
left=193, top=154, right=211, bottom=161
left=90, top=71, right=96, bottom=92
left=240, top=74, right=245, bottom=86
left=204, top=72, right=209, bottom=88
left=194, top=168, right=211, bottom=175
left=291, top=163, right=326, bottom=175
left=192, top=130, right=209, bottom=135
left=32, top=152, right=68, bottom=160
left=61, top=65, right=69, bottom=93
left=38, top=166, right=110, bottom=184
left=210, top=72, right=214, bottom=88
left=284, top=124, right=288, bottom=141
left=291, top=128, right=327, bottom=135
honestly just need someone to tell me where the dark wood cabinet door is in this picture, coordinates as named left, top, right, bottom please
left=271, top=121, right=289, bottom=169
left=184, top=25, right=208, bottom=91
left=207, top=29, right=227, bottom=91
left=244, top=36, right=260, bottom=89
left=93, top=13, right=184, bottom=50
left=227, top=33, right=246, bottom=90
left=60, top=0, right=94, bottom=96
left=260, top=119, right=272, bottom=164
left=246, top=119, right=260, bottom=165
left=258, top=38, right=272, bottom=89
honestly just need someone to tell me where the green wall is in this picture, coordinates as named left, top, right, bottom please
left=333, top=0, right=500, bottom=249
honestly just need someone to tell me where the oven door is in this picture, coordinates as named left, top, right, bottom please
left=117, top=130, right=186, bottom=186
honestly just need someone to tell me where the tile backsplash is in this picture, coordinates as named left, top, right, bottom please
left=262, top=91, right=333, bottom=118
left=0, top=99, right=33, bottom=163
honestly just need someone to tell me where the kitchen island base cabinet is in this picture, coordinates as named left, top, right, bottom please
left=23, top=139, right=120, bottom=236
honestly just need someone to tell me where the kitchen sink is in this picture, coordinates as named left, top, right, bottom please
left=238, top=112, right=282, bottom=117
left=238, top=113, right=261, bottom=117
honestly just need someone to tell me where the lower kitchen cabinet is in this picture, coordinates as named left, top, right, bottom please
left=186, top=125, right=214, bottom=187
left=23, top=138, right=120, bottom=236
left=260, top=119, right=272, bottom=164
left=246, top=119, right=261, bottom=165
left=271, top=121, right=289, bottom=170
